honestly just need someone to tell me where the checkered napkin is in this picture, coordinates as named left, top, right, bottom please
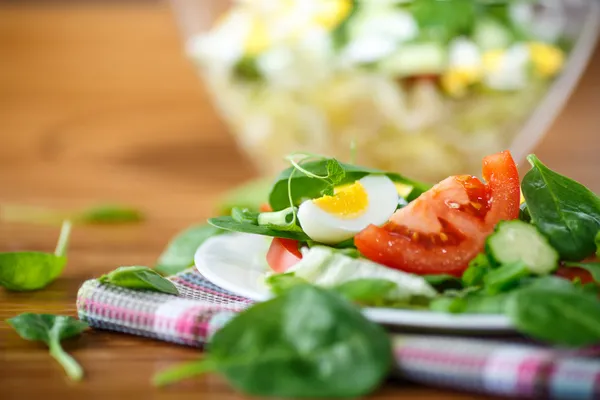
left=76, top=269, right=600, bottom=399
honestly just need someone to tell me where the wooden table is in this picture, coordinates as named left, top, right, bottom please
left=1, top=2, right=599, bottom=399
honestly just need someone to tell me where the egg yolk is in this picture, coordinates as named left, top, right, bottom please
left=239, top=0, right=352, bottom=56
left=441, top=68, right=482, bottom=97
left=482, top=49, right=505, bottom=73
left=314, top=181, right=368, bottom=218
left=528, top=42, right=564, bottom=78
left=245, top=20, right=270, bottom=55
left=314, top=0, right=353, bottom=30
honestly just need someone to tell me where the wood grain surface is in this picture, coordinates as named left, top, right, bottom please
left=1, top=2, right=599, bottom=399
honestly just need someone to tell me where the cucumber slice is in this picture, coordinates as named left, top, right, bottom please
left=486, top=220, right=559, bottom=275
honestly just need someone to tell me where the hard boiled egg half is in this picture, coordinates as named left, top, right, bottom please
left=297, top=175, right=398, bottom=244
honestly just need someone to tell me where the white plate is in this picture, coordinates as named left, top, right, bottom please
left=195, top=233, right=514, bottom=333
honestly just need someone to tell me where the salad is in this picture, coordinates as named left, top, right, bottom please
left=4, top=149, right=600, bottom=395
left=202, top=149, right=600, bottom=342
left=189, top=0, right=568, bottom=180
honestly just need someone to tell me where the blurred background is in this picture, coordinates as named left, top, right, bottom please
left=1, top=0, right=599, bottom=231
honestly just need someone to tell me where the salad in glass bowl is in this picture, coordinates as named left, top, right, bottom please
left=172, top=0, right=598, bottom=181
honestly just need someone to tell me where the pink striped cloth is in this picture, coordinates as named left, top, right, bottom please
left=77, top=268, right=600, bottom=399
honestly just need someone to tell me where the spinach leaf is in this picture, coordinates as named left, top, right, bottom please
left=231, top=207, right=259, bottom=225
left=519, top=275, right=575, bottom=290
left=0, top=220, right=71, bottom=291
left=99, top=266, right=179, bottom=295
left=519, top=202, right=531, bottom=223
left=462, top=253, right=492, bottom=287
left=268, top=159, right=430, bottom=211
left=154, top=285, right=392, bottom=397
left=430, top=291, right=509, bottom=315
left=506, top=285, right=600, bottom=346
left=564, top=262, right=600, bottom=284
left=208, top=216, right=310, bottom=241
left=7, top=313, right=88, bottom=381
left=521, top=155, right=600, bottom=260
left=429, top=296, right=467, bottom=313
left=76, top=204, right=143, bottom=224
left=331, top=0, right=358, bottom=50
left=155, top=224, right=223, bottom=276
left=483, top=262, right=530, bottom=295
left=233, top=57, right=262, bottom=81
left=217, top=177, right=273, bottom=215
left=307, top=238, right=356, bottom=250
left=596, top=231, right=600, bottom=258
left=265, top=273, right=307, bottom=295
left=1, top=203, right=143, bottom=225
left=424, top=274, right=463, bottom=290
left=333, top=278, right=397, bottom=306
left=409, top=0, right=476, bottom=42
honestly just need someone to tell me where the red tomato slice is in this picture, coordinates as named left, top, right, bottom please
left=355, top=151, right=520, bottom=276
left=555, top=267, right=595, bottom=285
left=267, top=238, right=302, bottom=273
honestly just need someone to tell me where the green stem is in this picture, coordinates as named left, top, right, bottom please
left=54, top=220, right=72, bottom=257
left=153, top=358, right=217, bottom=387
left=284, top=153, right=330, bottom=181
left=49, top=339, right=83, bottom=381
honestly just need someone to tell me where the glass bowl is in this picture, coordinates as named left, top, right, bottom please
left=169, top=0, right=599, bottom=182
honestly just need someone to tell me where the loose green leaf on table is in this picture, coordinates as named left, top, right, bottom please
left=75, top=204, right=144, bottom=224
left=7, top=313, right=88, bottom=381
left=154, top=284, right=393, bottom=397
left=99, top=266, right=179, bottom=295
left=1, top=203, right=143, bottom=225
left=506, top=285, right=600, bottom=347
left=208, top=216, right=310, bottom=241
left=268, top=159, right=430, bottom=211
left=0, top=220, right=71, bottom=291
left=155, top=224, right=224, bottom=276
left=521, top=154, right=600, bottom=260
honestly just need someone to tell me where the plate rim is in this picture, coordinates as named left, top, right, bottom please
left=194, top=232, right=514, bottom=332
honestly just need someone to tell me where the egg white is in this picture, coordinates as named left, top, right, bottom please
left=297, top=175, right=398, bottom=244
left=483, top=44, right=530, bottom=91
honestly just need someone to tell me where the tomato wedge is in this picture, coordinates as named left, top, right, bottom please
left=260, top=203, right=273, bottom=212
left=267, top=238, right=303, bottom=273
left=555, top=267, right=595, bottom=285
left=355, top=151, right=520, bottom=276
